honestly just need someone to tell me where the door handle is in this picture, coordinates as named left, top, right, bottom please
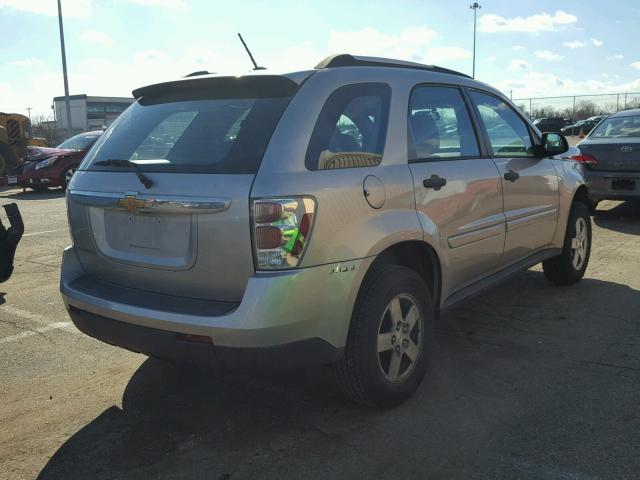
left=504, top=170, right=520, bottom=182
left=423, top=175, right=447, bottom=190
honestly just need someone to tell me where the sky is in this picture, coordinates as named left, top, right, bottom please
left=1, top=0, right=640, bottom=118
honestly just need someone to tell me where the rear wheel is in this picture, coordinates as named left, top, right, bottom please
left=543, top=201, right=591, bottom=285
left=334, top=264, right=434, bottom=408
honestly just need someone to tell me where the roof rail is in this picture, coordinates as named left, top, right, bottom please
left=184, top=70, right=211, bottom=78
left=315, top=54, right=471, bottom=79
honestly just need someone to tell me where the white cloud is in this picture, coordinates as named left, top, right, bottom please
left=327, top=27, right=472, bottom=69
left=563, top=40, right=586, bottom=49
left=478, top=10, right=577, bottom=33
left=512, top=45, right=525, bottom=51
left=487, top=55, right=497, bottom=62
left=79, top=29, right=115, bottom=47
left=508, top=59, right=532, bottom=71
left=534, top=50, right=564, bottom=61
left=10, top=57, right=43, bottom=67
left=424, top=46, right=472, bottom=63
left=591, top=38, right=603, bottom=47
left=609, top=54, right=624, bottom=60
left=631, top=62, right=640, bottom=70
left=328, top=27, right=438, bottom=61
left=128, top=0, right=187, bottom=10
left=497, top=69, right=640, bottom=100
left=0, top=0, right=91, bottom=18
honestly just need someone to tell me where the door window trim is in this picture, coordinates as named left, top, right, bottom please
left=465, top=87, right=538, bottom=159
left=407, top=83, right=487, bottom=164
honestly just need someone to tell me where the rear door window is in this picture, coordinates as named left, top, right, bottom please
left=82, top=81, right=295, bottom=174
left=305, top=83, right=391, bottom=170
left=408, top=86, right=480, bottom=161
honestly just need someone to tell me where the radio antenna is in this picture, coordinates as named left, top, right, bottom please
left=237, top=33, right=265, bottom=70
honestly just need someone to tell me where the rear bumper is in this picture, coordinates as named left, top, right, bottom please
left=585, top=169, right=640, bottom=201
left=69, top=307, right=342, bottom=370
left=60, top=246, right=373, bottom=367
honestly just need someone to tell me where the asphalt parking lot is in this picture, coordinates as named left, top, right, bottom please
left=1, top=186, right=639, bottom=480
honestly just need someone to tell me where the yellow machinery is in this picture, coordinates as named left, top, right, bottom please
left=0, top=112, right=47, bottom=175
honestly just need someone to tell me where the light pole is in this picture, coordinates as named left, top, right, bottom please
left=26, top=107, right=33, bottom=137
left=470, top=2, right=481, bottom=79
left=57, top=0, right=73, bottom=137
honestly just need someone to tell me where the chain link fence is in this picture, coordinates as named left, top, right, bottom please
left=512, top=92, right=640, bottom=121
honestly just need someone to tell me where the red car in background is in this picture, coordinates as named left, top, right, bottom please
left=17, top=131, right=102, bottom=191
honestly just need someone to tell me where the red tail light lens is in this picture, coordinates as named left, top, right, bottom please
left=570, top=154, right=598, bottom=165
left=254, top=202, right=283, bottom=223
left=255, top=226, right=283, bottom=249
left=252, top=198, right=316, bottom=270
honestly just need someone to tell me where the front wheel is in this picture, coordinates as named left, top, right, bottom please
left=334, top=264, right=434, bottom=408
left=60, top=166, right=77, bottom=191
left=543, top=201, right=592, bottom=285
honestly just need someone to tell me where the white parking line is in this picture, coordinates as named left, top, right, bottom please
left=1, top=305, right=51, bottom=325
left=0, top=322, right=72, bottom=344
left=22, top=228, right=67, bottom=237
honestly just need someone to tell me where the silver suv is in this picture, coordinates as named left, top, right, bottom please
left=61, top=54, right=592, bottom=407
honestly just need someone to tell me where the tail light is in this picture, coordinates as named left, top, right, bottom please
left=570, top=153, right=598, bottom=165
left=251, top=197, right=316, bottom=270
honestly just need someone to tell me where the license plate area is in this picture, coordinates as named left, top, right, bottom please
left=88, top=207, right=196, bottom=270
left=127, top=214, right=163, bottom=250
left=612, top=179, right=636, bottom=191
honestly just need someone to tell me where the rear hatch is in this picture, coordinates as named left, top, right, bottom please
left=582, top=113, right=640, bottom=172
left=67, top=75, right=299, bottom=302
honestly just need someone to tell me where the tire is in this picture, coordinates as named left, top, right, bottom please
left=60, top=166, right=77, bottom=191
left=334, top=264, right=434, bottom=408
left=543, top=201, right=592, bottom=285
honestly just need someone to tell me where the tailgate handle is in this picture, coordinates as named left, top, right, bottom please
left=69, top=190, right=231, bottom=214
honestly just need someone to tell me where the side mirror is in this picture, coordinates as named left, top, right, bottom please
left=538, top=132, right=569, bottom=157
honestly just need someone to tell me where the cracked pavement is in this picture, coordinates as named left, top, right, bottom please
left=1, top=186, right=639, bottom=479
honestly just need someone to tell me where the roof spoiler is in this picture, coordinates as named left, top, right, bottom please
left=132, top=75, right=299, bottom=100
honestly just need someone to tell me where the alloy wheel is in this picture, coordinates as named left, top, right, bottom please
left=377, top=294, right=423, bottom=383
left=571, top=217, right=588, bottom=270
left=65, top=168, right=76, bottom=185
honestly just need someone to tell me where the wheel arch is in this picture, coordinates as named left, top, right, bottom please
left=572, top=184, right=590, bottom=206
left=361, top=240, right=442, bottom=315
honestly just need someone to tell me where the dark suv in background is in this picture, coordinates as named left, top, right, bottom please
left=533, top=117, right=568, bottom=133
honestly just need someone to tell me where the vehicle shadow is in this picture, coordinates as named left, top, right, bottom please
left=2, top=189, right=65, bottom=201
left=37, top=273, right=640, bottom=480
left=593, top=200, right=640, bottom=235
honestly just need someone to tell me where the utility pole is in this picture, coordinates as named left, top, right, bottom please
left=26, top=107, right=33, bottom=137
left=470, top=2, right=481, bottom=79
left=57, top=0, right=73, bottom=137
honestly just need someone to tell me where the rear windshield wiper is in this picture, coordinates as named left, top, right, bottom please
left=94, top=159, right=153, bottom=189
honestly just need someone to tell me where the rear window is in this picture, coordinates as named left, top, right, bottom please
left=82, top=80, right=294, bottom=174
left=590, top=115, right=640, bottom=138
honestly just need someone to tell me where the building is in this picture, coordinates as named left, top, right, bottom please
left=53, top=94, right=134, bottom=133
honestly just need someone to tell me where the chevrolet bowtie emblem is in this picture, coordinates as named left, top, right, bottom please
left=118, top=195, right=145, bottom=213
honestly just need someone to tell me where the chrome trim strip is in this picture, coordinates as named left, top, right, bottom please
left=448, top=222, right=505, bottom=249
left=507, top=208, right=558, bottom=232
left=69, top=190, right=231, bottom=214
